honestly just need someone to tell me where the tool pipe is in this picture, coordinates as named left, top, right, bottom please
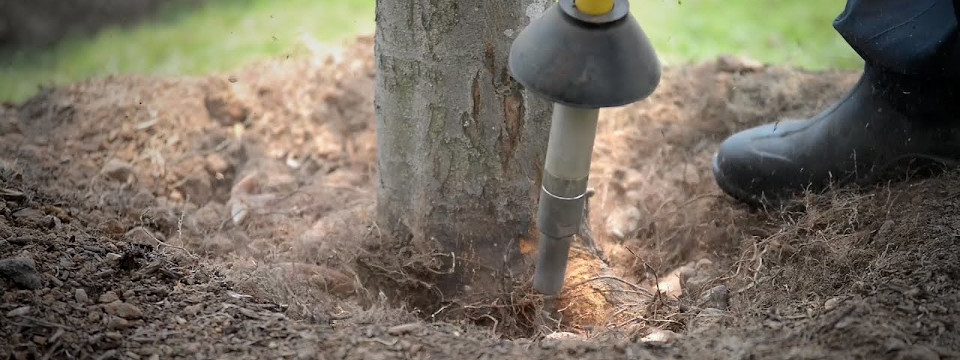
left=533, top=103, right=599, bottom=295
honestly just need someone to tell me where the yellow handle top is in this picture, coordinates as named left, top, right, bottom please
left=575, top=0, right=615, bottom=16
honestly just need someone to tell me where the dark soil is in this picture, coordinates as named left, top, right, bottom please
left=1, top=36, right=958, bottom=359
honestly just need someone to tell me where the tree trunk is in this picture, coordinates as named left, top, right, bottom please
left=372, top=0, right=653, bottom=333
left=374, top=0, right=553, bottom=299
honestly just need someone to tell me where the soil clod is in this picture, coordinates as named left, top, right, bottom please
left=99, top=291, right=120, bottom=304
left=698, top=284, right=730, bottom=310
left=75, top=288, right=90, bottom=304
left=103, top=300, right=143, bottom=319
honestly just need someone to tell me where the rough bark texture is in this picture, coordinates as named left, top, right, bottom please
left=374, top=0, right=554, bottom=300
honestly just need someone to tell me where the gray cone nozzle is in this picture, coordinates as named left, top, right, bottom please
left=509, top=0, right=661, bottom=296
left=508, top=0, right=660, bottom=108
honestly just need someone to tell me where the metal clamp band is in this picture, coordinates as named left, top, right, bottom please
left=537, top=187, right=585, bottom=238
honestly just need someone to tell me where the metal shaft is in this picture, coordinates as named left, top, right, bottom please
left=533, top=103, right=599, bottom=295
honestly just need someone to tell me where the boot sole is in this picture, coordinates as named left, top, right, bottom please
left=712, top=152, right=960, bottom=208
left=711, top=153, right=770, bottom=207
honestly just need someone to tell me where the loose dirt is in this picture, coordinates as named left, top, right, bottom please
left=2, top=36, right=958, bottom=359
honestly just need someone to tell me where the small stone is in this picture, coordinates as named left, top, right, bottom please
left=824, top=297, right=843, bottom=311
left=605, top=205, right=643, bottom=240
left=0, top=188, right=25, bottom=201
left=103, top=301, right=143, bottom=319
left=59, top=256, right=76, bottom=269
left=12, top=208, right=43, bottom=220
left=541, top=331, right=587, bottom=351
left=677, top=265, right=697, bottom=283
left=904, top=288, right=922, bottom=298
left=699, top=285, right=730, bottom=310
left=691, top=308, right=726, bottom=331
left=13, top=208, right=48, bottom=226
left=101, top=159, right=135, bottom=182
left=387, top=323, right=423, bottom=336
left=123, top=227, right=160, bottom=248
left=0, top=257, right=42, bottom=289
left=543, top=332, right=581, bottom=341
left=75, top=288, right=89, bottom=304
left=885, top=337, right=908, bottom=352
left=641, top=330, right=681, bottom=344
left=834, top=316, right=857, bottom=329
left=32, top=336, right=47, bottom=345
left=184, top=303, right=203, bottom=316
left=106, top=253, right=122, bottom=262
left=100, top=291, right=120, bottom=304
left=227, top=196, right=250, bottom=226
left=99, top=220, right=126, bottom=238
left=107, top=316, right=130, bottom=330
left=6, top=306, right=31, bottom=317
left=894, top=346, right=940, bottom=360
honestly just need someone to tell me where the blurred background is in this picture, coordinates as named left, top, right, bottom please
left=0, top=0, right=863, bottom=103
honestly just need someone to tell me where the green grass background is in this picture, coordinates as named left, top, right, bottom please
left=0, top=0, right=862, bottom=103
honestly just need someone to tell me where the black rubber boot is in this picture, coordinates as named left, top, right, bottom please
left=712, top=64, right=960, bottom=206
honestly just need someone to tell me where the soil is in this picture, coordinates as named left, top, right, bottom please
left=2, top=35, right=959, bottom=359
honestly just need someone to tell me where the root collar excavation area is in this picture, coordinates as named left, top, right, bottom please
left=1, top=37, right=958, bottom=358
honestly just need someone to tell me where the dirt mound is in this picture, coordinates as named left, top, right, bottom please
left=2, top=36, right=959, bottom=358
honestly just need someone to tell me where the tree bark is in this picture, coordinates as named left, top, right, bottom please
left=374, top=0, right=554, bottom=299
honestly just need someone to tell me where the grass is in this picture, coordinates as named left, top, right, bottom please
left=0, top=0, right=862, bottom=103
left=634, top=0, right=862, bottom=71
left=0, top=0, right=376, bottom=103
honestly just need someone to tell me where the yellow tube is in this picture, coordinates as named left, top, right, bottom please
left=575, top=0, right=615, bottom=16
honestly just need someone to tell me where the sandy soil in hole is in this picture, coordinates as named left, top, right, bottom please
left=1, top=35, right=959, bottom=359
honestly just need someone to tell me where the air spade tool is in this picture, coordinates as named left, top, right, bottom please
left=508, top=0, right=661, bottom=296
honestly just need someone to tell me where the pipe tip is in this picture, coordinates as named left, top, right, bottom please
left=533, top=235, right=573, bottom=295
